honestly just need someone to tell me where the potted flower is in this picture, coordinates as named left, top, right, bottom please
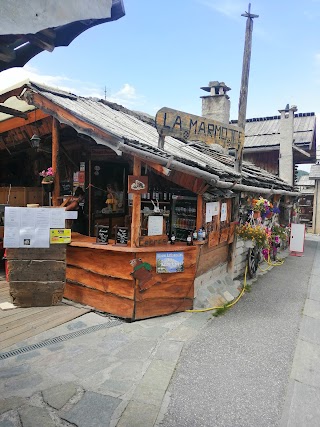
left=236, top=223, right=268, bottom=249
left=251, top=197, right=274, bottom=219
left=39, top=167, right=54, bottom=192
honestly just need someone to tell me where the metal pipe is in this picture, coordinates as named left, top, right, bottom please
left=117, top=142, right=299, bottom=197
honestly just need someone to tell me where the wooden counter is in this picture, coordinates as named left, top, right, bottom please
left=65, top=233, right=199, bottom=320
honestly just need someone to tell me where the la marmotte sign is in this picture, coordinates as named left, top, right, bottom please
left=155, top=107, right=244, bottom=150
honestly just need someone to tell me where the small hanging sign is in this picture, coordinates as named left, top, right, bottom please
left=95, top=225, right=109, bottom=245
left=128, top=176, right=148, bottom=194
left=114, top=226, right=129, bottom=246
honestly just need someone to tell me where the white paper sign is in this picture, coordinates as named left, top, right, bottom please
left=4, top=207, right=21, bottom=248
left=148, top=216, right=163, bottom=236
left=3, top=227, right=20, bottom=248
left=206, top=202, right=219, bottom=223
left=65, top=211, right=78, bottom=220
left=221, top=203, right=227, bottom=222
left=3, top=206, right=60, bottom=248
left=50, top=208, right=66, bottom=228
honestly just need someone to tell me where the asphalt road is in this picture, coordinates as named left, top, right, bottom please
left=161, top=240, right=317, bottom=427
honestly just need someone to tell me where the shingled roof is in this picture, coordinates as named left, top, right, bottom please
left=231, top=113, right=316, bottom=150
left=0, top=81, right=295, bottom=194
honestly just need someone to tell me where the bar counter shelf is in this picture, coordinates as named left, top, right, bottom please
left=65, top=233, right=198, bottom=321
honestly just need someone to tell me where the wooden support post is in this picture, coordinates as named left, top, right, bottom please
left=131, top=157, right=141, bottom=247
left=196, top=195, right=203, bottom=230
left=52, top=117, right=60, bottom=207
left=88, top=160, right=92, bottom=236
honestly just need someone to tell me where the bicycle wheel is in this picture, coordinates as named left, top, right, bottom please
left=247, top=246, right=260, bottom=278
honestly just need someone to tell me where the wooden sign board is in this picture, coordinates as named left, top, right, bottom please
left=219, top=227, right=229, bottom=244
left=208, top=230, right=220, bottom=248
left=60, top=181, right=72, bottom=196
left=95, top=225, right=109, bottom=245
left=139, top=234, right=168, bottom=247
left=128, top=176, right=148, bottom=194
left=114, top=226, right=129, bottom=246
left=155, top=107, right=244, bottom=150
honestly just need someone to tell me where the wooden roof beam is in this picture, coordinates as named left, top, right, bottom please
left=0, top=105, right=28, bottom=119
left=23, top=90, right=122, bottom=152
left=0, top=85, right=28, bottom=104
left=0, top=109, right=49, bottom=133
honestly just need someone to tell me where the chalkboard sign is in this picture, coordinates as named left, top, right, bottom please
left=114, top=226, right=129, bottom=246
left=60, top=181, right=72, bottom=196
left=95, top=225, right=109, bottom=245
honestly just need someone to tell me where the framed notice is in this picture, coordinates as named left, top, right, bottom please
left=114, top=226, right=129, bottom=246
left=156, top=252, right=184, bottom=273
left=96, top=225, right=109, bottom=245
left=128, top=175, right=148, bottom=194
left=148, top=215, right=163, bottom=236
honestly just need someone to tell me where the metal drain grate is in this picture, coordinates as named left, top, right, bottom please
left=0, top=318, right=124, bottom=360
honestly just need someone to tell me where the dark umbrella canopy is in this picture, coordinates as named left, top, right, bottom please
left=0, top=0, right=125, bottom=72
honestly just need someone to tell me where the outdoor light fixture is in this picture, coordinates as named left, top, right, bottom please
left=30, top=134, right=41, bottom=149
left=30, top=107, right=41, bottom=149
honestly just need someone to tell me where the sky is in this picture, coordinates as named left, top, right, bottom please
left=1, top=0, right=320, bottom=171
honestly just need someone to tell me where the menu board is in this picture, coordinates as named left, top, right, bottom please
left=148, top=216, right=163, bottom=236
left=114, top=226, right=128, bottom=246
left=96, top=225, right=109, bottom=245
left=60, top=181, right=72, bottom=196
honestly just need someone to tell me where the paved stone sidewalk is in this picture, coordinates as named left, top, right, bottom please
left=0, top=308, right=213, bottom=426
left=0, top=243, right=298, bottom=427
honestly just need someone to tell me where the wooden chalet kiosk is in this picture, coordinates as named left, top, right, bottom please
left=0, top=82, right=298, bottom=320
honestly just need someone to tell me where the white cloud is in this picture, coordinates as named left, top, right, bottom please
left=107, top=83, right=146, bottom=108
left=0, top=66, right=146, bottom=110
left=198, top=0, right=246, bottom=20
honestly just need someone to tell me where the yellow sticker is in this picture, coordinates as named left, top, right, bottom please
left=50, top=229, right=71, bottom=244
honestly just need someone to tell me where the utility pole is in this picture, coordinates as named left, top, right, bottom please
left=229, top=3, right=258, bottom=277
left=235, top=3, right=258, bottom=173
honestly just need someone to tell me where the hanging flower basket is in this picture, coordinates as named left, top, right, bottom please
left=41, top=180, right=54, bottom=193
left=39, top=167, right=54, bottom=193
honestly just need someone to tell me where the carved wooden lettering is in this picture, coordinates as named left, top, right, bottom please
left=155, top=107, right=244, bottom=150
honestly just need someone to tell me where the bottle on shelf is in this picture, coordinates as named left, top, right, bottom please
left=187, top=232, right=193, bottom=246
left=147, top=188, right=150, bottom=200
left=152, top=187, right=156, bottom=199
left=170, top=231, right=176, bottom=245
left=197, top=228, right=203, bottom=241
left=193, top=228, right=198, bottom=241
left=202, top=226, right=206, bottom=240
left=163, top=189, right=168, bottom=201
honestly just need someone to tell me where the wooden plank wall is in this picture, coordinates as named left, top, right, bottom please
left=134, top=248, right=197, bottom=320
left=6, top=247, right=66, bottom=307
left=65, top=245, right=198, bottom=320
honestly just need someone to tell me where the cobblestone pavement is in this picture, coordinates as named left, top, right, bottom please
left=0, top=236, right=319, bottom=426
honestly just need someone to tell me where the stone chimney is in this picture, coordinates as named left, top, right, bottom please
left=278, top=104, right=297, bottom=186
left=200, top=81, right=231, bottom=123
